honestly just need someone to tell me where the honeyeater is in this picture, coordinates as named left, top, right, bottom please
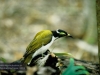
left=22, top=29, right=72, bottom=66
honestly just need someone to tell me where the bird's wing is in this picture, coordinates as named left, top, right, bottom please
left=23, top=30, right=52, bottom=57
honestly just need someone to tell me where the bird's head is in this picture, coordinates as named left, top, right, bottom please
left=52, top=29, right=72, bottom=38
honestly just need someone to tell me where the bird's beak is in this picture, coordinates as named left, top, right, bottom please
left=68, top=34, right=73, bottom=38
left=68, top=34, right=71, bottom=36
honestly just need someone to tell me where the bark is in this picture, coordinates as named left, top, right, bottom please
left=96, top=0, right=100, bottom=65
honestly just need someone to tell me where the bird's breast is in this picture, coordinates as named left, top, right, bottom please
left=32, top=36, right=56, bottom=58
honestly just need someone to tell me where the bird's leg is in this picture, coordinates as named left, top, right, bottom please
left=44, top=49, right=50, bottom=55
left=37, top=54, right=50, bottom=67
left=42, top=49, right=50, bottom=58
left=28, top=50, right=50, bottom=67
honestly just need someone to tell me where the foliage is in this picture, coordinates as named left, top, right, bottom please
left=62, top=58, right=89, bottom=75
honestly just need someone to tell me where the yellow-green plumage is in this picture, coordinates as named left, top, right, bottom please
left=22, top=29, right=72, bottom=65
left=23, top=30, right=53, bottom=64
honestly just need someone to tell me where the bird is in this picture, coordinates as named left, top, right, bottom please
left=22, top=29, right=72, bottom=66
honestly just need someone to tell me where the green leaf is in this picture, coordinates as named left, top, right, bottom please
left=0, top=57, right=7, bottom=63
left=62, top=58, right=89, bottom=75
left=54, top=52, right=73, bottom=58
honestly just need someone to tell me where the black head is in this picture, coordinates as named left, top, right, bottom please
left=52, top=29, right=72, bottom=38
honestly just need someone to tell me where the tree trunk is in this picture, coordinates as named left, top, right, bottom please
left=96, top=0, right=100, bottom=65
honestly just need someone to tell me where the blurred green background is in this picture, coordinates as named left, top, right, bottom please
left=0, top=0, right=98, bottom=64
